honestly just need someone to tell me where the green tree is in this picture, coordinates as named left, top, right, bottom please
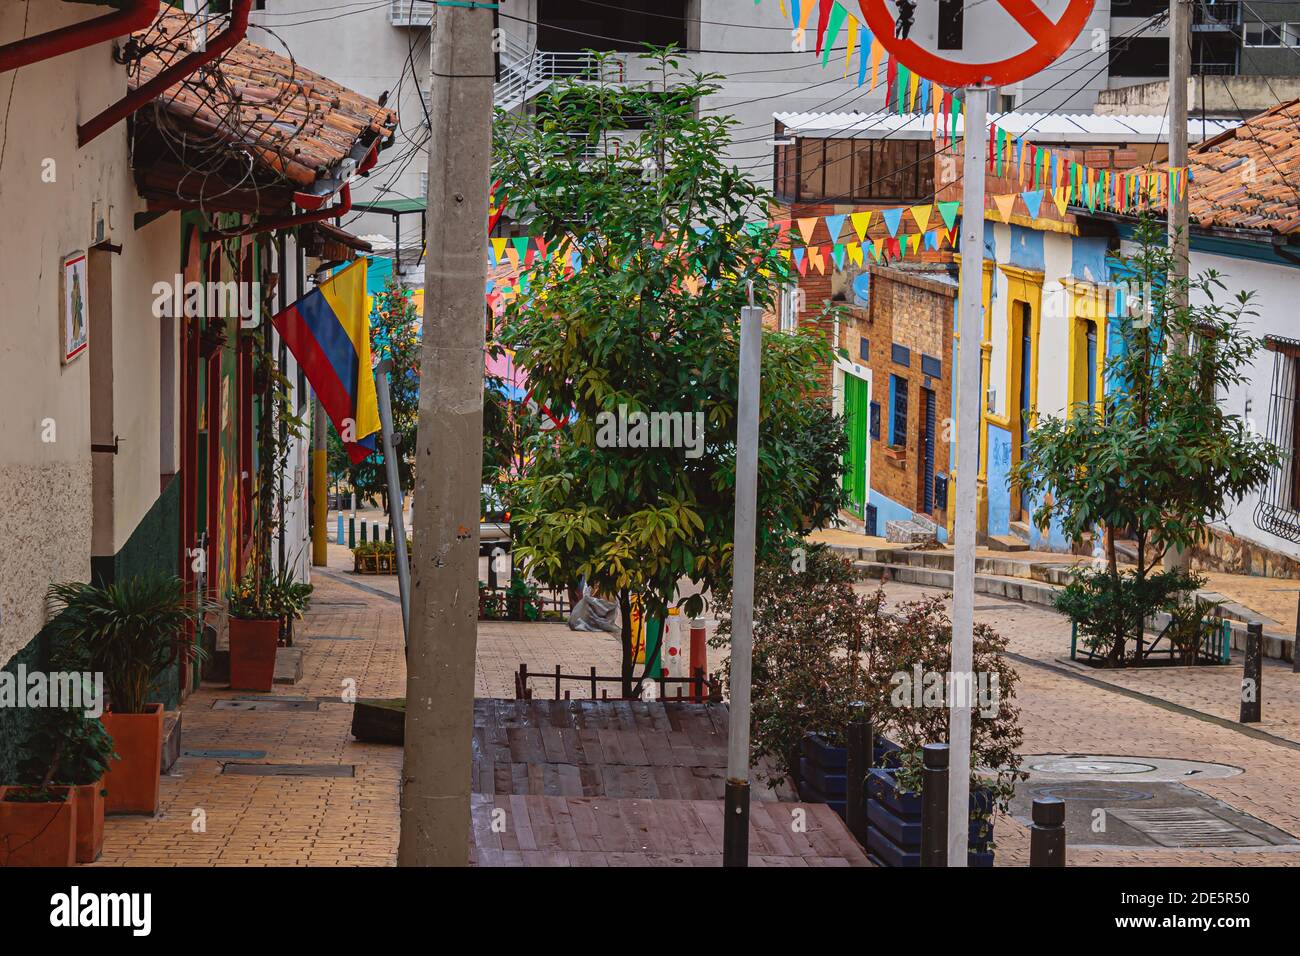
left=1011, top=218, right=1281, bottom=665
left=494, top=49, right=849, bottom=693
left=330, top=278, right=421, bottom=507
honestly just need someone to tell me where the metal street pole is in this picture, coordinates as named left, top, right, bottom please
left=397, top=2, right=493, bottom=868
left=311, top=396, right=328, bottom=567
left=723, top=303, right=763, bottom=868
left=375, top=359, right=410, bottom=644
left=948, top=84, right=992, bottom=868
left=1165, top=0, right=1192, bottom=573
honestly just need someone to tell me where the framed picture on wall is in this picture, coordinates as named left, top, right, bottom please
left=61, top=251, right=89, bottom=364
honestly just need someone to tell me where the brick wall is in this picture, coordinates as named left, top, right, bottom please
left=858, top=265, right=956, bottom=525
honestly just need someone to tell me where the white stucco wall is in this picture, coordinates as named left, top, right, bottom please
left=1182, top=248, right=1300, bottom=562
left=0, top=1, right=181, bottom=666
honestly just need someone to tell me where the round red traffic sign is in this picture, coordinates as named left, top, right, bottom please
left=857, top=0, right=1096, bottom=88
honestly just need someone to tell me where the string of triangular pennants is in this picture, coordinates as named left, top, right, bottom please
left=486, top=161, right=1187, bottom=293
left=763, top=0, right=969, bottom=128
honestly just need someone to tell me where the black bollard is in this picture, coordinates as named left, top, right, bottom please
left=920, top=743, right=949, bottom=867
left=385, top=524, right=392, bottom=543
left=348, top=516, right=356, bottom=548
left=360, top=521, right=368, bottom=544
left=1293, top=594, right=1299, bottom=674
left=1029, top=797, right=1066, bottom=867
left=844, top=703, right=872, bottom=844
left=1241, top=621, right=1262, bottom=723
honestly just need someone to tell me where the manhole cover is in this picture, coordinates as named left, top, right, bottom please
left=222, top=763, right=354, bottom=777
left=1031, top=758, right=1157, bottom=776
left=1035, top=784, right=1153, bottom=802
left=1107, top=807, right=1270, bottom=848
left=1024, top=754, right=1242, bottom=782
left=213, top=699, right=320, bottom=712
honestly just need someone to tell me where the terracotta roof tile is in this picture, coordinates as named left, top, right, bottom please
left=130, top=7, right=397, bottom=190
left=1181, top=98, right=1300, bottom=235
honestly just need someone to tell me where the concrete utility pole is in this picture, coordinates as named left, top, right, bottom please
left=398, top=4, right=493, bottom=868
left=723, top=304, right=763, bottom=868
left=1165, top=0, right=1192, bottom=572
left=948, top=84, right=993, bottom=868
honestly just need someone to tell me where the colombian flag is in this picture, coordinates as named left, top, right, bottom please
left=272, top=258, right=381, bottom=464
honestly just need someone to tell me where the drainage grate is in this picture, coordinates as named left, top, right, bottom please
left=307, top=635, right=362, bottom=641
left=184, top=749, right=268, bottom=760
left=213, top=699, right=320, bottom=712
left=222, top=763, right=354, bottom=777
left=1108, top=807, right=1269, bottom=847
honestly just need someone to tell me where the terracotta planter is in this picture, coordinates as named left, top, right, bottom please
left=74, top=779, right=106, bottom=863
left=229, top=617, right=280, bottom=691
left=101, top=703, right=164, bottom=815
left=0, top=786, right=77, bottom=866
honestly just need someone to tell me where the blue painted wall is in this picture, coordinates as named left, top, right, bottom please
left=986, top=425, right=1013, bottom=537
left=869, top=488, right=949, bottom=543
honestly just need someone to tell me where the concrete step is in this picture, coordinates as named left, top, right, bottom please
left=988, top=534, right=1030, bottom=552
left=161, top=711, right=183, bottom=774
left=884, top=519, right=938, bottom=544
left=1009, top=520, right=1031, bottom=543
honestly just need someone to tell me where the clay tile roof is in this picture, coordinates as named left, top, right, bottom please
left=130, top=6, right=397, bottom=190
left=1183, top=98, right=1300, bottom=236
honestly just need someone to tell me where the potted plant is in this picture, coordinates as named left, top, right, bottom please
left=0, top=785, right=77, bottom=867
left=45, top=575, right=209, bottom=816
left=857, top=592, right=1026, bottom=866
left=13, top=698, right=117, bottom=863
left=267, top=564, right=313, bottom=647
left=228, top=567, right=282, bottom=692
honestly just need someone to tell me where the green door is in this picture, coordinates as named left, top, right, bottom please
left=842, top=372, right=869, bottom=519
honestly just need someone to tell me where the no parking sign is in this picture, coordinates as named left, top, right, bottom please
left=856, top=0, right=1095, bottom=87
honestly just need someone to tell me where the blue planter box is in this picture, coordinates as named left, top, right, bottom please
left=797, top=778, right=847, bottom=818
left=867, top=797, right=992, bottom=850
left=867, top=825, right=994, bottom=868
left=801, top=732, right=903, bottom=772
left=800, top=757, right=847, bottom=798
left=801, top=733, right=847, bottom=770
left=865, top=767, right=996, bottom=867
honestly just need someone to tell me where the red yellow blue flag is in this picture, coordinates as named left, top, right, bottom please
left=272, top=258, right=381, bottom=464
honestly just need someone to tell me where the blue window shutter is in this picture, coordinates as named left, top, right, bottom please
left=921, top=353, right=942, bottom=378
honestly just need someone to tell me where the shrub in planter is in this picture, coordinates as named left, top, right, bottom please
left=712, top=545, right=875, bottom=787
left=0, top=786, right=77, bottom=866
left=14, top=695, right=116, bottom=863
left=227, top=567, right=282, bottom=692
left=266, top=564, right=313, bottom=647
left=45, top=575, right=209, bottom=815
left=858, top=591, right=1026, bottom=861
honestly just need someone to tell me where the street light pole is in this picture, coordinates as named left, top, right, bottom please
left=948, top=83, right=992, bottom=868
left=723, top=303, right=763, bottom=868
left=374, top=359, right=410, bottom=644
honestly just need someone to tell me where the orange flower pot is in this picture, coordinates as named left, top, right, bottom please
left=74, top=779, right=106, bottom=863
left=229, top=617, right=280, bottom=692
left=0, top=786, right=77, bottom=867
left=101, top=703, right=164, bottom=815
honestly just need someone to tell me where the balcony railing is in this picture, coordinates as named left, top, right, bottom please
left=1192, top=1, right=1242, bottom=26
left=390, top=0, right=433, bottom=27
